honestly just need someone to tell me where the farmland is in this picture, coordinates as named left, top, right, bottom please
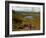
left=12, top=10, right=40, bottom=31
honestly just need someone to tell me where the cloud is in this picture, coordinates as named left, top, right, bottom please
left=12, top=6, right=40, bottom=12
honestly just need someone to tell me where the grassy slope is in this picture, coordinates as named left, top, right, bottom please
left=12, top=10, right=40, bottom=31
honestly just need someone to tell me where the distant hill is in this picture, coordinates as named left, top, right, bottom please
left=12, top=10, right=40, bottom=15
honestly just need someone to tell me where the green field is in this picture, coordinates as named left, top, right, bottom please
left=12, top=10, right=40, bottom=31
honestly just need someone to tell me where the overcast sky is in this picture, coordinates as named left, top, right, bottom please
left=12, top=6, right=40, bottom=12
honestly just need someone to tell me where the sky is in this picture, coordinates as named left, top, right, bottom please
left=12, top=6, right=40, bottom=12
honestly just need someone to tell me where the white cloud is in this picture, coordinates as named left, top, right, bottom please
left=12, top=6, right=40, bottom=12
left=12, top=6, right=32, bottom=12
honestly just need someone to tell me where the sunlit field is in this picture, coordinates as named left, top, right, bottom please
left=12, top=10, right=40, bottom=31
